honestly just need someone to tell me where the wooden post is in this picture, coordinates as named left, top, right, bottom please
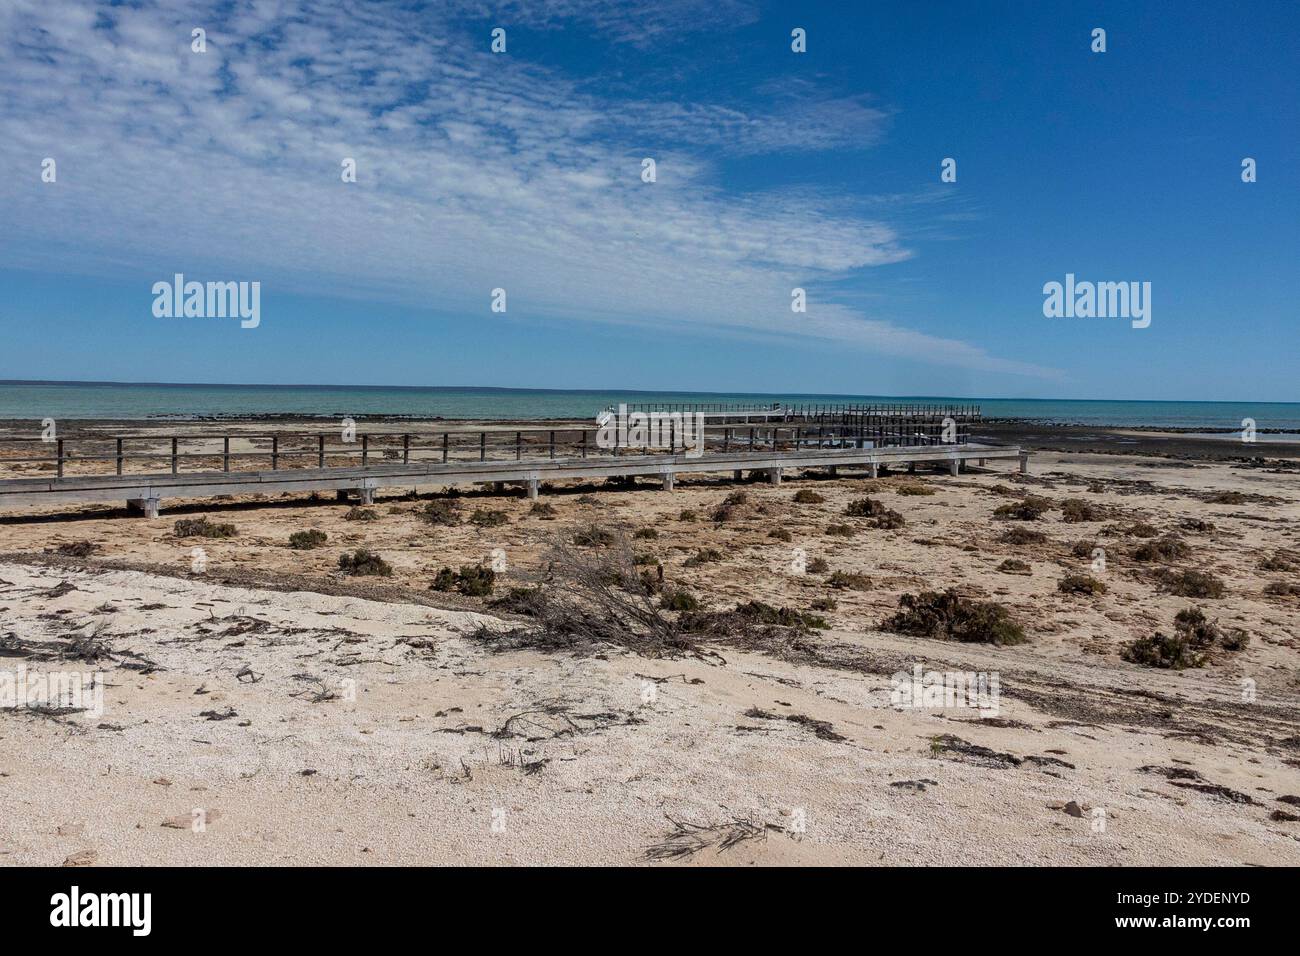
left=361, top=434, right=369, bottom=466
left=549, top=430, right=555, bottom=459
left=581, top=430, right=588, bottom=458
left=272, top=435, right=279, bottom=470
left=403, top=433, right=410, bottom=464
left=480, top=432, right=486, bottom=462
left=55, top=438, right=63, bottom=478
left=171, top=437, right=178, bottom=475
left=318, top=435, right=325, bottom=468
left=223, top=436, right=231, bottom=473
left=116, top=437, right=124, bottom=476
left=516, top=431, right=522, bottom=460
left=442, top=433, right=449, bottom=463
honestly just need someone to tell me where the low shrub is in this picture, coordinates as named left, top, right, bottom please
left=678, top=509, right=698, bottom=522
left=174, top=517, right=236, bottom=538
left=344, top=507, right=378, bottom=522
left=1059, top=498, right=1100, bottom=523
left=430, top=564, right=495, bottom=596
left=895, top=483, right=936, bottom=497
left=828, top=571, right=871, bottom=591
left=684, top=548, right=723, bottom=567
left=1122, top=607, right=1247, bottom=668
left=807, top=557, right=829, bottom=574
left=633, top=528, right=659, bottom=540
left=1152, top=568, right=1226, bottom=598
left=809, top=596, right=837, bottom=611
left=825, top=523, right=856, bottom=537
left=55, top=540, right=100, bottom=557
left=469, top=509, right=508, bottom=528
left=528, top=502, right=557, bottom=518
left=793, top=489, right=825, bottom=504
left=1131, top=536, right=1190, bottom=562
left=768, top=528, right=793, bottom=542
left=338, top=549, right=392, bottom=576
left=660, top=589, right=700, bottom=612
left=883, top=589, right=1027, bottom=645
left=997, top=558, right=1032, bottom=575
left=288, top=529, right=328, bottom=550
left=1001, top=527, right=1048, bottom=545
left=993, top=496, right=1051, bottom=521
left=573, top=524, right=616, bottom=547
left=419, top=500, right=461, bottom=526
left=1058, top=572, right=1106, bottom=595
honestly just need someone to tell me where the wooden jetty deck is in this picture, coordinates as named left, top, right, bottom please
left=0, top=431, right=1026, bottom=518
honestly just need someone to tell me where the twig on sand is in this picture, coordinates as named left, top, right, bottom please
left=643, top=815, right=780, bottom=861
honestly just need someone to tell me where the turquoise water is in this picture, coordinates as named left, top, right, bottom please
left=0, top=381, right=1297, bottom=429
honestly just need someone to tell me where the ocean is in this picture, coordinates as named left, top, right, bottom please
left=0, top=381, right=1297, bottom=430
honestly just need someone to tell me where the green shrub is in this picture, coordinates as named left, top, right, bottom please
left=884, top=590, right=1027, bottom=645
left=289, top=529, right=328, bottom=550
left=1121, top=632, right=1204, bottom=670
left=338, top=549, right=392, bottom=576
left=734, top=601, right=827, bottom=630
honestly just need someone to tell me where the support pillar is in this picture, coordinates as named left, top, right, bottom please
left=768, top=468, right=783, bottom=486
left=733, top=470, right=743, bottom=482
left=868, top=463, right=879, bottom=479
left=979, top=458, right=987, bottom=467
left=827, top=466, right=838, bottom=477
left=663, top=472, right=675, bottom=492
left=908, top=462, right=917, bottom=474
left=127, top=497, right=161, bottom=519
left=949, top=459, right=960, bottom=476
left=336, top=489, right=350, bottom=503
left=358, top=487, right=376, bottom=505
left=527, top=478, right=539, bottom=500
left=1019, top=451, right=1030, bottom=475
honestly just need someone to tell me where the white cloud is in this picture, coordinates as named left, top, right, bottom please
left=0, top=0, right=1059, bottom=380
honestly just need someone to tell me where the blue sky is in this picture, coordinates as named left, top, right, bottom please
left=1, top=0, right=1296, bottom=401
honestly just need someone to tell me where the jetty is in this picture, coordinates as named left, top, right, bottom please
left=0, top=404, right=1025, bottom=517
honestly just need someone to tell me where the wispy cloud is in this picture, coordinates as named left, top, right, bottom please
left=0, top=0, right=1059, bottom=380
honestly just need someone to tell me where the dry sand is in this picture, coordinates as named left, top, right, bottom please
left=1, top=450, right=1298, bottom=865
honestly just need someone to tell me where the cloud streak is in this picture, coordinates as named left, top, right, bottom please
left=0, top=0, right=1059, bottom=380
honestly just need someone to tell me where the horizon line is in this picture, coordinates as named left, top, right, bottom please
left=0, top=379, right=1296, bottom=407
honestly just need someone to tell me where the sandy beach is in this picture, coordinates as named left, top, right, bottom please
left=2, top=438, right=1298, bottom=866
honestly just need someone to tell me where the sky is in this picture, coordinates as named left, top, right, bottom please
left=0, top=0, right=1296, bottom=401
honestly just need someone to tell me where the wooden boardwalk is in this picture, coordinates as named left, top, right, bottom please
left=0, top=442, right=1026, bottom=517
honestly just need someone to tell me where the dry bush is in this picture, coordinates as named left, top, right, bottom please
left=1131, top=536, right=1190, bottom=562
left=884, top=590, right=1027, bottom=645
left=633, top=527, right=659, bottom=540
left=1059, top=498, right=1101, bottom=522
left=470, top=508, right=508, bottom=528
left=1264, top=581, right=1300, bottom=597
left=684, top=547, right=723, bottom=567
left=844, top=497, right=904, bottom=529
left=896, top=483, right=936, bottom=497
left=660, top=589, right=700, bottom=612
left=792, top=489, right=825, bottom=504
left=712, top=490, right=750, bottom=523
left=174, top=517, right=236, bottom=538
left=1152, top=568, right=1226, bottom=599
left=55, top=541, right=100, bottom=557
left=807, top=557, right=830, bottom=574
left=828, top=571, right=871, bottom=591
left=472, top=533, right=700, bottom=658
left=1001, top=527, right=1048, bottom=545
left=1122, top=607, right=1247, bottom=669
left=825, top=523, right=856, bottom=537
left=419, top=500, right=461, bottom=526
left=678, top=509, right=698, bottom=522
left=997, top=558, right=1031, bottom=575
left=1058, top=572, right=1106, bottom=595
left=528, top=502, right=557, bottom=518
left=1102, top=520, right=1158, bottom=538
left=810, top=596, right=837, bottom=611
left=344, top=506, right=378, bottom=522
left=288, top=529, right=328, bottom=550
left=431, top=564, right=495, bottom=596
left=993, top=496, right=1051, bottom=521
left=573, top=524, right=616, bottom=547
left=1070, top=539, right=1097, bottom=558
left=768, top=528, right=793, bottom=542
left=338, top=549, right=392, bottom=576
